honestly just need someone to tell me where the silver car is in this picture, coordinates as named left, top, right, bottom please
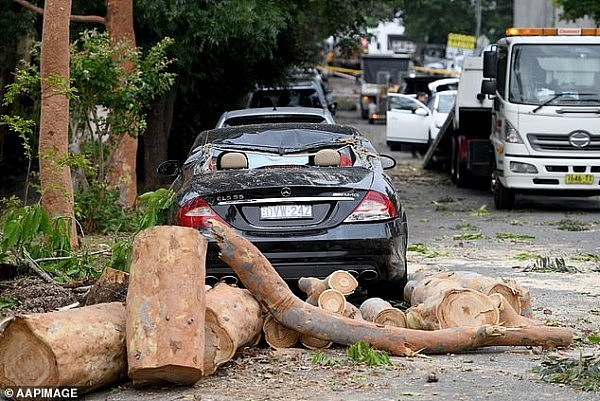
left=215, top=107, right=335, bottom=128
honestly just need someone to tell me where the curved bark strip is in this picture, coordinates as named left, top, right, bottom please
left=204, top=283, right=264, bottom=375
left=210, top=220, right=572, bottom=355
left=126, top=226, right=206, bottom=385
left=0, top=302, right=126, bottom=392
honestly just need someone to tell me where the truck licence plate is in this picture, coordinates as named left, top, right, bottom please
left=565, top=174, right=594, bottom=185
left=260, top=204, right=312, bottom=220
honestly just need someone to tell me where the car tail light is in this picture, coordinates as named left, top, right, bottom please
left=176, top=197, right=228, bottom=228
left=339, top=153, right=352, bottom=166
left=344, top=191, right=397, bottom=222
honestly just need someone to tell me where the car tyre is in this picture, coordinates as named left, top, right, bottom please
left=493, top=177, right=515, bottom=210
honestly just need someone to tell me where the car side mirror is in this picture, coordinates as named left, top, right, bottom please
left=328, top=102, right=337, bottom=115
left=380, top=154, right=396, bottom=170
left=481, top=79, right=496, bottom=96
left=157, top=160, right=181, bottom=176
left=414, top=108, right=429, bottom=116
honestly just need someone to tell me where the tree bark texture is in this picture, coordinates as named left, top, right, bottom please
left=210, top=220, right=572, bottom=355
left=404, top=277, right=500, bottom=330
left=359, top=298, right=406, bottom=328
left=84, top=267, right=129, bottom=305
left=204, top=283, right=263, bottom=375
left=105, top=0, right=138, bottom=207
left=39, top=0, right=77, bottom=247
left=141, top=89, right=176, bottom=191
left=405, top=270, right=532, bottom=317
left=0, top=302, right=126, bottom=392
left=126, top=226, right=206, bottom=385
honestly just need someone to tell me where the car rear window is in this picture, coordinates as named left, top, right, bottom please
left=249, top=89, right=323, bottom=108
left=223, top=114, right=326, bottom=126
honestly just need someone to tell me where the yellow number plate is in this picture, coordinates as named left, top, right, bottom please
left=565, top=174, right=594, bottom=185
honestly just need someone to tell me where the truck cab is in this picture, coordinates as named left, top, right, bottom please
left=482, top=28, right=600, bottom=209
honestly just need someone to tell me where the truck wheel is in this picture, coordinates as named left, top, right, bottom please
left=493, top=179, right=515, bottom=209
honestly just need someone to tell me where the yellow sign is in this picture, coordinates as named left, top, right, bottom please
left=447, top=33, right=476, bottom=50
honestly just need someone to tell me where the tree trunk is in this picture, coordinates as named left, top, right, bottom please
left=210, top=219, right=572, bottom=355
left=204, top=283, right=263, bottom=375
left=141, top=89, right=176, bottom=191
left=105, top=0, right=137, bottom=207
left=359, top=298, right=406, bottom=328
left=0, top=302, right=126, bottom=392
left=404, top=278, right=499, bottom=330
left=262, top=314, right=299, bottom=349
left=405, top=270, right=532, bottom=317
left=126, top=226, right=206, bottom=385
left=84, top=267, right=129, bottom=305
left=38, top=0, right=77, bottom=247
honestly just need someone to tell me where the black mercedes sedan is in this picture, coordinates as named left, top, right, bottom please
left=158, top=123, right=408, bottom=298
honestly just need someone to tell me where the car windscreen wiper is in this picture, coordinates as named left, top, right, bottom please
left=532, top=92, right=600, bottom=113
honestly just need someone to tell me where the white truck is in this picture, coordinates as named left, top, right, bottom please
left=426, top=27, right=600, bottom=209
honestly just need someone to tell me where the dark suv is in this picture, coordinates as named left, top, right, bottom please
left=247, top=80, right=337, bottom=115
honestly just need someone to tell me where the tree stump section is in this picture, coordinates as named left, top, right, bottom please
left=405, top=278, right=499, bottom=330
left=84, top=267, right=129, bottom=305
left=0, top=302, right=126, bottom=392
left=317, top=289, right=346, bottom=314
left=298, top=270, right=358, bottom=304
left=263, top=315, right=299, bottom=349
left=300, top=333, right=332, bottom=350
left=359, top=298, right=406, bottom=328
left=405, top=270, right=531, bottom=316
left=489, top=293, right=541, bottom=328
left=204, top=283, right=264, bottom=375
left=126, top=226, right=206, bottom=385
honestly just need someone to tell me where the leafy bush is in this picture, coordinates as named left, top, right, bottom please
left=74, top=183, right=138, bottom=234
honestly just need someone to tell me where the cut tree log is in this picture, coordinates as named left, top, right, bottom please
left=359, top=298, right=406, bottom=328
left=489, top=293, right=541, bottom=328
left=126, top=226, right=206, bottom=385
left=300, top=333, right=332, bottom=350
left=204, top=283, right=264, bottom=375
left=84, top=267, right=129, bottom=305
left=0, top=302, right=126, bottom=392
left=404, top=278, right=499, bottom=330
left=298, top=270, right=358, bottom=304
left=210, top=219, right=573, bottom=355
left=405, top=270, right=531, bottom=317
left=341, top=302, right=363, bottom=320
left=263, top=314, right=299, bottom=349
left=317, top=288, right=346, bottom=314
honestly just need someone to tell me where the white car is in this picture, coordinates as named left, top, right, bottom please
left=385, top=93, right=431, bottom=152
left=386, top=90, right=456, bottom=152
left=427, top=89, right=457, bottom=139
left=215, top=107, right=335, bottom=128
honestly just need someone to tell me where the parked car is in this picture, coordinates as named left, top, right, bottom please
left=247, top=80, right=337, bottom=115
left=386, top=93, right=431, bottom=152
left=158, top=123, right=408, bottom=298
left=215, top=107, right=335, bottom=128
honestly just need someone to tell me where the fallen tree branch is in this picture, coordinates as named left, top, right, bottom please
left=24, top=254, right=55, bottom=284
left=209, top=220, right=572, bottom=355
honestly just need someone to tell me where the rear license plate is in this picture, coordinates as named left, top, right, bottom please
left=565, top=174, right=594, bottom=185
left=260, top=204, right=312, bottom=220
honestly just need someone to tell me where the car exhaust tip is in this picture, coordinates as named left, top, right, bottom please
left=220, top=275, right=239, bottom=286
left=346, top=270, right=359, bottom=278
left=206, top=275, right=219, bottom=286
left=357, top=269, right=379, bottom=282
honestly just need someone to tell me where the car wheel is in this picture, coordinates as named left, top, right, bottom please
left=493, top=175, right=515, bottom=210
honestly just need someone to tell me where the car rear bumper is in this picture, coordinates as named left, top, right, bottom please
left=203, top=220, right=407, bottom=283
